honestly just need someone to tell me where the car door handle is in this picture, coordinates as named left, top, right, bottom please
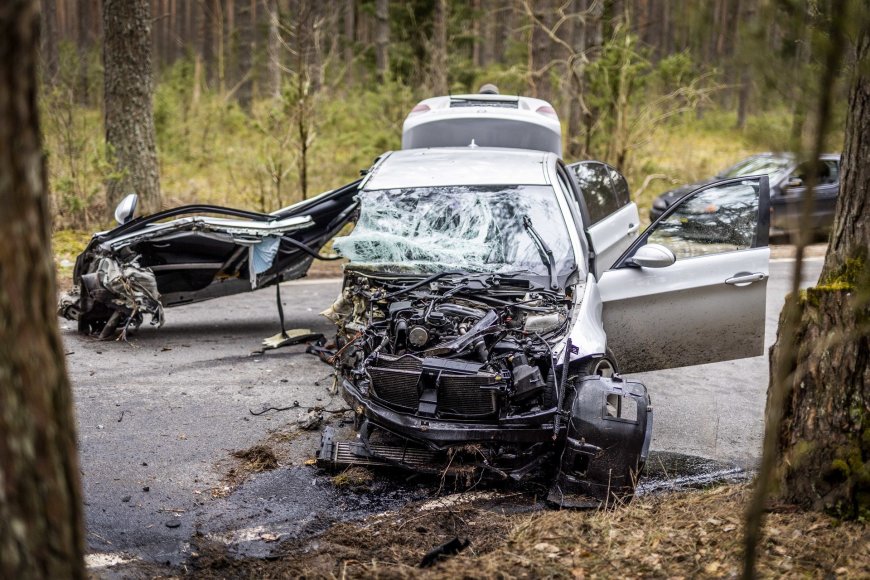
left=725, top=272, right=767, bottom=286
left=627, top=222, right=640, bottom=234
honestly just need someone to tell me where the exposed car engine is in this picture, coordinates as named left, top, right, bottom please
left=325, top=271, right=570, bottom=422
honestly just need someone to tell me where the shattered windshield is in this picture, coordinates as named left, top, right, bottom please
left=333, top=185, right=575, bottom=276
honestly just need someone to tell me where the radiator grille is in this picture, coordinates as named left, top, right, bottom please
left=368, top=367, right=420, bottom=411
left=440, top=373, right=498, bottom=417
left=368, top=354, right=499, bottom=417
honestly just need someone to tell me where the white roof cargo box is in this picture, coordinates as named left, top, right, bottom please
left=401, top=89, right=563, bottom=157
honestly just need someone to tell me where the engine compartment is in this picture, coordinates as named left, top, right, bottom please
left=325, top=270, right=573, bottom=422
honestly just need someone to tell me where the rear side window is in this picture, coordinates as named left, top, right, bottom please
left=570, top=162, right=619, bottom=223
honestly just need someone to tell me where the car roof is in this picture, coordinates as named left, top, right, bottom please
left=362, top=148, right=553, bottom=190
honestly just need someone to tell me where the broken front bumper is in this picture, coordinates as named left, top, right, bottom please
left=338, top=377, right=559, bottom=449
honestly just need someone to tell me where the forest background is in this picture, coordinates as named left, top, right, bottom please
left=41, top=0, right=848, bottom=249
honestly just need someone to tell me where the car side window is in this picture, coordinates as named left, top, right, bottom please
left=607, top=165, right=631, bottom=206
left=570, top=162, right=619, bottom=224
left=646, top=180, right=760, bottom=260
left=823, top=160, right=839, bottom=184
left=790, top=159, right=837, bottom=186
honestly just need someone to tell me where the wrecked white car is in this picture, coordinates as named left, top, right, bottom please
left=316, top=147, right=770, bottom=506
left=60, top=146, right=770, bottom=506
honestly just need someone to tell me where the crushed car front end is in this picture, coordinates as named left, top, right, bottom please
left=316, top=149, right=653, bottom=505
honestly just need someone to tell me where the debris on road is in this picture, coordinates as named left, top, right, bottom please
left=249, top=401, right=299, bottom=416
left=419, top=537, right=470, bottom=568
left=296, top=409, right=324, bottom=431
left=330, top=467, right=374, bottom=491
left=261, top=328, right=323, bottom=351
left=231, top=445, right=279, bottom=473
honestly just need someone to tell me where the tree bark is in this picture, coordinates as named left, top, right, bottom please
left=824, top=33, right=870, bottom=277
left=103, top=0, right=162, bottom=213
left=773, top=24, right=869, bottom=522
left=0, top=2, right=85, bottom=577
left=375, top=0, right=389, bottom=82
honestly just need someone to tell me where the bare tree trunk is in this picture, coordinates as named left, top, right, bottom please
left=343, top=0, right=355, bottom=83
left=41, top=0, right=59, bottom=84
left=429, top=0, right=448, bottom=93
left=234, top=0, right=254, bottom=110
left=0, top=2, right=85, bottom=577
left=471, top=0, right=481, bottom=67
left=773, top=29, right=870, bottom=521
left=103, top=0, right=162, bottom=212
left=566, top=0, right=588, bottom=159
left=76, top=0, right=93, bottom=103
left=528, top=0, right=553, bottom=102
left=265, top=0, right=281, bottom=99
left=375, top=0, right=388, bottom=82
left=743, top=6, right=860, bottom=578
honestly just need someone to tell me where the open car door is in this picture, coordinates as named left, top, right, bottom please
left=61, top=180, right=361, bottom=335
left=598, top=176, right=770, bottom=373
left=566, top=161, right=641, bottom=278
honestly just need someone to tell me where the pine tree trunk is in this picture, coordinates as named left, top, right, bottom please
left=76, top=0, right=93, bottom=104
left=0, top=2, right=85, bottom=577
left=429, top=0, right=448, bottom=94
left=40, top=0, right=59, bottom=84
left=773, top=30, right=870, bottom=520
left=234, top=0, right=253, bottom=110
left=343, top=0, right=355, bottom=83
left=266, top=0, right=281, bottom=99
left=375, top=0, right=389, bottom=82
left=103, top=0, right=162, bottom=213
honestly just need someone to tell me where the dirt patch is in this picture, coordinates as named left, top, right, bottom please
left=185, top=483, right=869, bottom=578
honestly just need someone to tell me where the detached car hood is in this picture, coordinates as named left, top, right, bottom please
left=60, top=180, right=361, bottom=336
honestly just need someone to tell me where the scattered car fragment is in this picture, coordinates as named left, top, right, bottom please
left=316, top=147, right=771, bottom=507
left=59, top=180, right=361, bottom=336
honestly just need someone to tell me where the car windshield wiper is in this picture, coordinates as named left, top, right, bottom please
left=522, top=215, right=558, bottom=290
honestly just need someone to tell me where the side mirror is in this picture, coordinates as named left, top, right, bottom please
left=114, top=193, right=138, bottom=225
left=786, top=177, right=803, bottom=188
left=628, top=243, right=676, bottom=268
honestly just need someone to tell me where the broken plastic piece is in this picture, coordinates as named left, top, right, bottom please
left=261, top=328, right=323, bottom=350
left=420, top=538, right=470, bottom=568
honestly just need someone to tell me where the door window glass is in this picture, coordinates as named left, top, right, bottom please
left=646, top=181, right=759, bottom=259
left=570, top=162, right=618, bottom=223
left=608, top=166, right=631, bottom=206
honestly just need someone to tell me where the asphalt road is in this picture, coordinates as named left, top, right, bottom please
left=61, top=255, right=823, bottom=570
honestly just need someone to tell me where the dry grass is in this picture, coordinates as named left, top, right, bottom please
left=231, top=445, right=279, bottom=473
left=186, top=483, right=869, bottom=578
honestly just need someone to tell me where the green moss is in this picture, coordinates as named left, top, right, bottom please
left=830, top=458, right=851, bottom=479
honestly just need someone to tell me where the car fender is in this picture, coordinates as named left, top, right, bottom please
left=555, top=273, right=607, bottom=362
